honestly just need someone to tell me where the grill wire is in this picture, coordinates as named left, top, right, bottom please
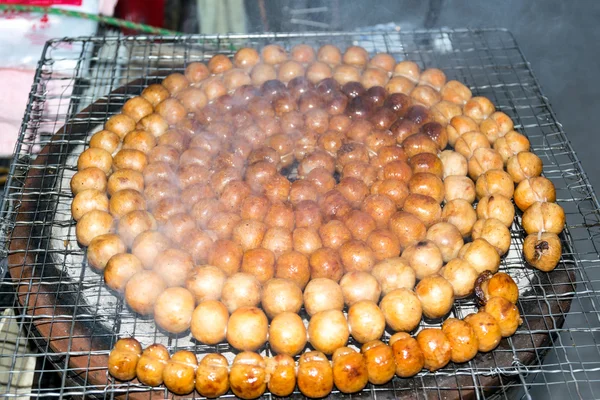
left=0, top=29, right=599, bottom=399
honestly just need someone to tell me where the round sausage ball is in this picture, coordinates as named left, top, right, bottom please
left=70, top=167, right=108, bottom=195
left=339, top=271, right=381, bottom=306
left=442, top=198, right=477, bottom=237
left=319, top=220, right=352, bottom=250
left=109, top=189, right=146, bottom=219
left=401, top=240, right=443, bottom=280
left=477, top=194, right=515, bottom=227
left=464, top=311, right=502, bottom=352
left=124, top=270, right=166, bottom=315
left=107, top=169, right=144, bottom=196
left=227, top=306, right=269, bottom=351
left=185, top=265, right=227, bottom=303
left=104, top=253, right=143, bottom=293
left=221, top=272, right=262, bottom=313
left=131, top=230, right=171, bottom=269
left=87, top=233, right=126, bottom=271
left=90, top=129, right=120, bottom=155
left=361, top=340, right=395, bottom=385
left=440, top=258, right=478, bottom=298
left=425, top=222, right=464, bottom=263
left=195, top=353, right=230, bottom=398
left=458, top=238, right=500, bottom=275
left=442, top=318, right=478, bottom=364
left=117, top=210, right=157, bottom=247
left=483, top=296, right=522, bottom=337
left=261, top=278, right=303, bottom=319
left=153, top=287, right=195, bottom=334
left=297, top=351, right=334, bottom=398
left=371, top=257, right=416, bottom=295
left=389, top=332, right=424, bottom=378
left=388, top=211, right=427, bottom=250
left=521, top=201, right=565, bottom=235
left=471, top=218, right=511, bottom=255
left=71, top=189, right=109, bottom=221
left=514, top=177, right=556, bottom=212
left=76, top=210, right=114, bottom=246
left=444, top=175, right=476, bottom=203
left=303, top=278, right=344, bottom=316
left=269, top=311, right=307, bottom=357
left=153, top=248, right=194, bottom=288
left=190, top=300, right=229, bottom=345
left=339, top=240, right=376, bottom=273
left=136, top=343, right=169, bottom=387
left=309, top=247, right=344, bottom=282
left=108, top=337, right=142, bottom=381
left=478, top=272, right=519, bottom=304
left=415, top=274, right=455, bottom=319
left=308, top=309, right=349, bottom=355
left=379, top=288, right=422, bottom=332
left=229, top=351, right=267, bottom=399
left=402, top=194, right=442, bottom=229
left=266, top=354, right=296, bottom=397
left=208, top=239, right=243, bottom=276
left=332, top=347, right=369, bottom=394
left=347, top=300, right=386, bottom=344
left=416, top=328, right=452, bottom=371
left=262, top=44, right=288, bottom=64
left=275, top=251, right=311, bottom=289
left=439, top=150, right=468, bottom=178
left=77, top=147, right=113, bottom=174
left=524, top=232, right=562, bottom=272
left=163, top=350, right=197, bottom=395
left=241, top=248, right=276, bottom=284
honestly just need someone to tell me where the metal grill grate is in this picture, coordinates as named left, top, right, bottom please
left=0, top=29, right=599, bottom=399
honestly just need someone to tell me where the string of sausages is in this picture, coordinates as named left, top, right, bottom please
left=107, top=271, right=520, bottom=399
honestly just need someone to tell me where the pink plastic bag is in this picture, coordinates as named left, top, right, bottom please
left=0, top=0, right=117, bottom=155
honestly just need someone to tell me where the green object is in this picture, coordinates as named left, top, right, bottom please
left=0, top=4, right=240, bottom=51
left=0, top=4, right=181, bottom=36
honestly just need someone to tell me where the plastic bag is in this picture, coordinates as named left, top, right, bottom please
left=0, top=0, right=105, bottom=69
left=0, top=0, right=117, bottom=156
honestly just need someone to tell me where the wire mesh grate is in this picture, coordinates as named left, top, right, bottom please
left=0, top=29, right=599, bottom=399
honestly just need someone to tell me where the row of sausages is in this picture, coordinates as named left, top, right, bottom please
left=107, top=273, right=521, bottom=399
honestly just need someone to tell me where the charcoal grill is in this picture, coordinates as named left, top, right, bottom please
left=1, top=29, right=599, bottom=399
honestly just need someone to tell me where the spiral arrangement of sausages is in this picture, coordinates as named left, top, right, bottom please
left=71, top=43, right=565, bottom=397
